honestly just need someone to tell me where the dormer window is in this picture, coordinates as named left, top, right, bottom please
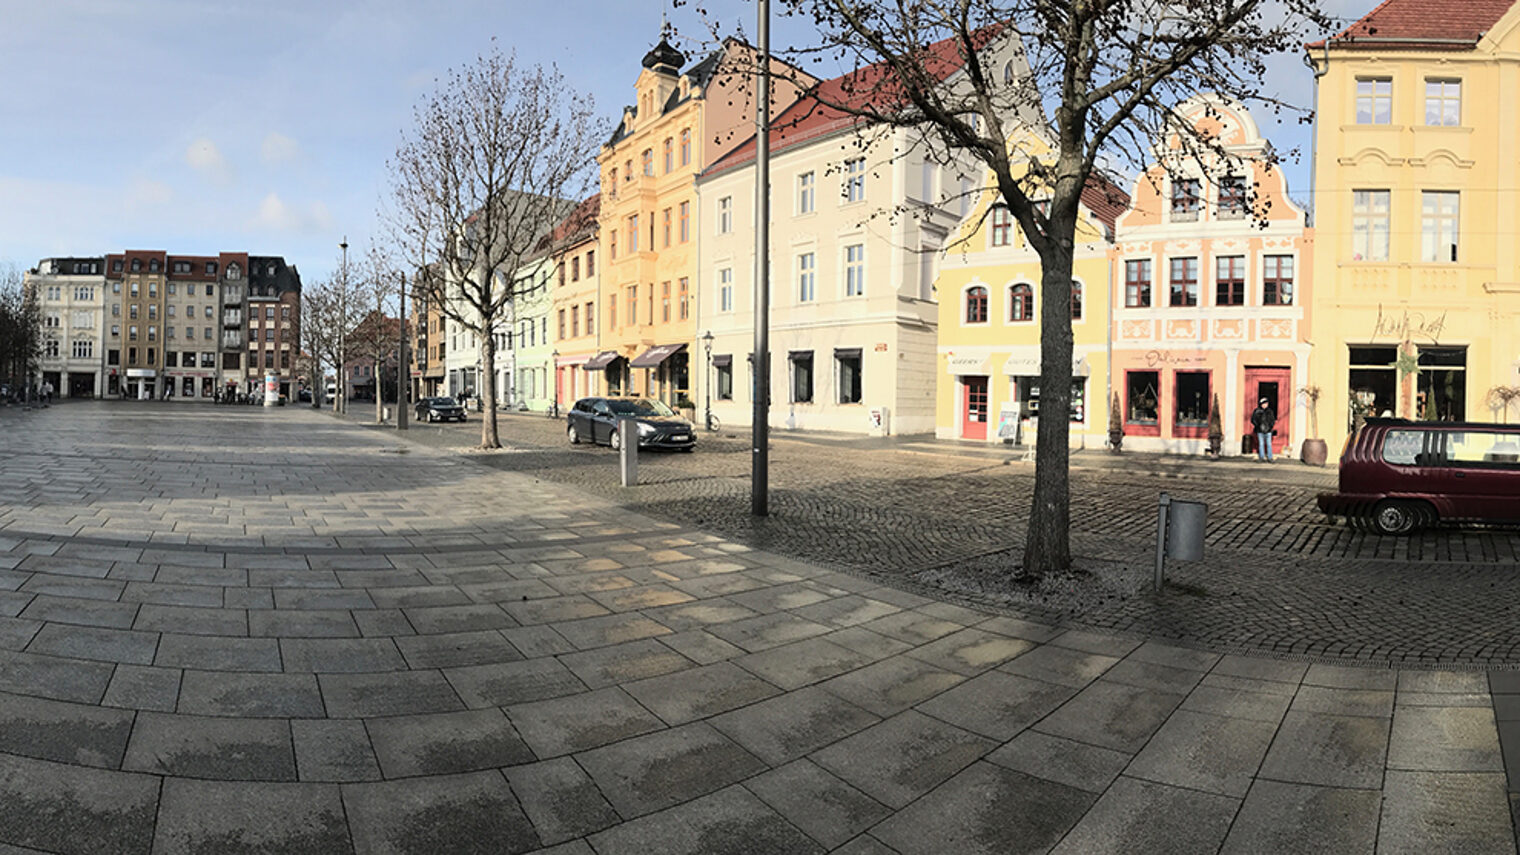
left=1171, top=179, right=1201, bottom=222
left=227, top=263, right=241, bottom=280
left=131, top=259, right=142, bottom=272
left=149, top=259, right=160, bottom=272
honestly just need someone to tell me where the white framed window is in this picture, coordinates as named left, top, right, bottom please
left=1352, top=189, right=1390, bottom=261
left=843, top=157, right=865, bottom=203
left=718, top=267, right=734, bottom=312
left=1421, top=191, right=1459, bottom=263
left=72, top=339, right=92, bottom=359
left=1425, top=79, right=1461, bottom=126
left=844, top=244, right=865, bottom=296
left=798, top=171, right=815, bottom=214
left=1356, top=78, right=1392, bottom=125
left=797, top=252, right=816, bottom=302
left=718, top=196, right=733, bottom=234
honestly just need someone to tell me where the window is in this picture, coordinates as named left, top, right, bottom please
left=1125, top=259, right=1152, bottom=308
left=1421, top=191, right=1459, bottom=262
left=128, top=347, right=138, bottom=364
left=173, top=260, right=189, bottom=273
left=1009, top=284, right=1033, bottom=322
left=558, top=309, right=566, bottom=339
left=627, top=214, right=639, bottom=252
left=571, top=306, right=579, bottom=337
left=627, top=285, right=637, bottom=326
left=661, top=281, right=671, bottom=322
left=1356, top=78, right=1392, bottom=124
left=1218, top=176, right=1246, bottom=219
left=624, top=159, right=632, bottom=179
left=1263, top=256, right=1294, bottom=305
left=43, top=339, right=59, bottom=358
left=148, top=305, right=158, bottom=320
left=149, top=259, right=160, bottom=273
left=608, top=296, right=617, bottom=329
left=167, top=305, right=176, bottom=318
left=130, top=282, right=139, bottom=297
left=798, top=171, right=815, bottom=214
left=843, top=157, right=865, bottom=202
left=75, top=286, right=92, bottom=301
left=836, top=349, right=862, bottom=404
left=112, top=282, right=121, bottom=293
left=1353, top=189, right=1391, bottom=261
left=1175, top=372, right=1211, bottom=434
left=586, top=250, right=595, bottom=275
left=719, top=268, right=734, bottom=312
left=131, top=259, right=141, bottom=272
left=663, top=137, right=673, bottom=172
left=965, top=286, right=988, bottom=324
left=1171, top=179, right=1200, bottom=221
left=678, top=278, right=689, bottom=320
left=112, top=260, right=123, bottom=273
left=662, top=208, right=672, bottom=246
left=679, top=201, right=690, bottom=242
left=641, top=148, right=653, bottom=176
left=610, top=167, right=618, bottom=189
left=1215, top=256, right=1245, bottom=306
left=715, top=356, right=733, bottom=399
left=72, top=339, right=92, bottom=359
left=206, top=262, right=217, bottom=275
left=845, top=244, right=865, bottom=296
left=797, top=252, right=816, bottom=302
left=680, top=128, right=691, bottom=166
left=148, top=282, right=157, bottom=297
left=1127, top=371, right=1160, bottom=427
left=165, top=351, right=178, bottom=368
left=202, top=352, right=216, bottom=369
left=790, top=351, right=814, bottom=403
left=718, top=196, right=733, bottom=234
left=1169, top=257, right=1199, bottom=307
left=571, top=257, right=580, bottom=281
left=112, top=303, right=120, bottom=317
left=610, top=229, right=617, bottom=259
left=129, top=325, right=138, bottom=341
left=585, top=301, right=594, bottom=333
left=108, top=348, right=120, bottom=365
left=110, top=324, right=120, bottom=338
left=991, top=205, right=1013, bottom=246
left=1070, top=281, right=1084, bottom=320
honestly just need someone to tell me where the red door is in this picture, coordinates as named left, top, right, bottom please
left=1244, top=367, right=1291, bottom=454
left=962, top=376, right=989, bottom=440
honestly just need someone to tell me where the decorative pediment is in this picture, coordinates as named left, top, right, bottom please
left=1408, top=149, right=1475, bottom=170
left=1338, top=148, right=1403, bottom=168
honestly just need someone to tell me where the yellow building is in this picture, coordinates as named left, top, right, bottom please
left=547, top=195, right=602, bottom=407
left=594, top=32, right=812, bottom=409
left=935, top=142, right=1126, bottom=447
left=1309, top=0, right=1520, bottom=449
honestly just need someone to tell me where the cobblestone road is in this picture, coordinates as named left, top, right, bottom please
left=384, top=408, right=1520, bottom=666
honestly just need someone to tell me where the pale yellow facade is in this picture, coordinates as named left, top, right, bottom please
left=1310, top=11, right=1520, bottom=450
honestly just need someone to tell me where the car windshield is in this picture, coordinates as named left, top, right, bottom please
left=605, top=398, right=675, bottom=416
left=426, top=398, right=457, bottom=406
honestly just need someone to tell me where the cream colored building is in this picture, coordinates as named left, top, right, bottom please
left=27, top=257, right=104, bottom=399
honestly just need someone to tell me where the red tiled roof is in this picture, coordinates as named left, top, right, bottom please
left=704, top=27, right=1002, bottom=178
left=1079, top=177, right=1130, bottom=233
left=548, top=194, right=599, bottom=245
left=1314, top=0, right=1514, bottom=49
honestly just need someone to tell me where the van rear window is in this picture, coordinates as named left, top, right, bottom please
left=1448, top=432, right=1520, bottom=466
left=1381, top=430, right=1423, bottom=465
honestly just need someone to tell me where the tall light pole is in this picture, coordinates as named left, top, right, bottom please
left=397, top=271, right=409, bottom=430
left=338, top=237, right=348, bottom=415
left=752, top=0, right=771, bottom=517
left=550, top=349, right=559, bottom=417
left=702, top=329, right=713, bottom=431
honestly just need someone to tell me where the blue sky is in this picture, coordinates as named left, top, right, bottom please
left=1, top=1, right=1360, bottom=284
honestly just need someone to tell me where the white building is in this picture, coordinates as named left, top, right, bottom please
left=26, top=257, right=105, bottom=399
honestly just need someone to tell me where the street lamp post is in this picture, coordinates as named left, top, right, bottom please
left=397, top=271, right=409, bottom=431
left=550, top=349, right=559, bottom=418
left=338, top=238, right=348, bottom=415
left=702, top=330, right=713, bottom=432
left=752, top=0, right=771, bottom=517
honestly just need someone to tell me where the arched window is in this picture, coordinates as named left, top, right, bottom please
left=965, top=286, right=988, bottom=324
left=1071, top=281, right=1084, bottom=320
left=1003, top=60, right=1017, bottom=86
left=1009, top=284, right=1033, bottom=322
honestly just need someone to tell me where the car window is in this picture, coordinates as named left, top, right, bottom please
left=1380, top=430, right=1424, bottom=466
left=632, top=398, right=676, bottom=416
left=1448, top=431, right=1520, bottom=467
left=593, top=401, right=610, bottom=415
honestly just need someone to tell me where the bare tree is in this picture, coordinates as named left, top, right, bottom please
left=301, top=250, right=373, bottom=415
left=764, top=0, right=1331, bottom=578
left=385, top=44, right=601, bottom=448
left=0, top=265, right=41, bottom=403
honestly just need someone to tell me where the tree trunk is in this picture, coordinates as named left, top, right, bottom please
left=375, top=360, right=384, bottom=423
left=1021, top=202, right=1079, bottom=577
left=479, top=332, right=500, bottom=448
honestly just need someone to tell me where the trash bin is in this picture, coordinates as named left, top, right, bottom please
left=1166, top=498, right=1207, bottom=562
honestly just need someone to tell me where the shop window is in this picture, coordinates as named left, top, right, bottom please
left=1125, top=259, right=1151, bottom=308
left=1349, top=346, right=1398, bottom=427
left=1008, top=284, right=1033, bottom=322
left=715, top=356, right=733, bottom=400
left=1126, top=371, right=1160, bottom=435
left=1174, top=371, right=1211, bottom=437
left=964, top=286, right=988, bottom=324
left=836, top=349, right=862, bottom=404
left=790, top=351, right=814, bottom=403
left=1417, top=346, right=1466, bottom=421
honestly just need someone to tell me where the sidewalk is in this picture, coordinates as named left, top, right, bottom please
left=1, top=403, right=1506, bottom=852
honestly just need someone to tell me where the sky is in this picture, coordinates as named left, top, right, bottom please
left=1, top=0, right=1366, bottom=286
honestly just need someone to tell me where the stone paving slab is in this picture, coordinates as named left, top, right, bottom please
left=0, top=403, right=1517, bottom=853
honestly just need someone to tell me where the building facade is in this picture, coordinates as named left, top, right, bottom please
left=513, top=256, right=556, bottom=413
left=935, top=134, right=1124, bottom=447
left=104, top=251, right=168, bottom=400
left=244, top=256, right=302, bottom=401
left=548, top=196, right=603, bottom=407
left=27, top=257, right=104, bottom=399
left=1112, top=95, right=1313, bottom=456
left=1309, top=0, right=1520, bottom=448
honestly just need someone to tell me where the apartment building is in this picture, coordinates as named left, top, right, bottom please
left=27, top=257, right=104, bottom=399
left=548, top=195, right=602, bottom=406
left=243, top=256, right=303, bottom=401
left=104, top=251, right=169, bottom=399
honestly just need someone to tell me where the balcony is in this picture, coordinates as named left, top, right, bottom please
left=222, top=332, right=243, bottom=349
left=223, top=310, right=243, bottom=326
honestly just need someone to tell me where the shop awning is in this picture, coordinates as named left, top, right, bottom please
left=630, top=343, right=687, bottom=368
left=583, top=350, right=619, bottom=371
left=712, top=354, right=732, bottom=368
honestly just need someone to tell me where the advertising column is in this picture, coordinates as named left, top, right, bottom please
left=263, top=373, right=279, bottom=407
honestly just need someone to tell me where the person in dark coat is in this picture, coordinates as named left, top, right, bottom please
left=1251, top=397, right=1276, bottom=462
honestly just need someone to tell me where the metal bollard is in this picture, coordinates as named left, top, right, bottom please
left=618, top=417, right=638, bottom=487
left=1154, top=492, right=1207, bottom=591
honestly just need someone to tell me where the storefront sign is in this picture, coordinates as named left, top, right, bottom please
left=1144, top=350, right=1209, bottom=368
left=1001, top=354, right=1091, bottom=377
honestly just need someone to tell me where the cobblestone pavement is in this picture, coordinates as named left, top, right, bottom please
left=370, top=408, right=1520, bottom=666
left=0, top=401, right=1517, bottom=853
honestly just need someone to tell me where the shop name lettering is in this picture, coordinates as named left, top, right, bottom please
left=1144, top=350, right=1208, bottom=368
left=1373, top=306, right=1445, bottom=343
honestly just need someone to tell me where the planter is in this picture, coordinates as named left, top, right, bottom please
left=1300, top=438, right=1329, bottom=467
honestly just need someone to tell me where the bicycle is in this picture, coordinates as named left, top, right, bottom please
left=704, top=411, right=721, bottom=433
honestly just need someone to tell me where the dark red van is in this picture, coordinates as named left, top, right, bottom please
left=1318, top=418, right=1520, bottom=534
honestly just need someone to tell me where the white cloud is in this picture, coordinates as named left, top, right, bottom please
left=185, top=137, right=232, bottom=184
left=260, top=132, right=301, bottom=166
left=127, top=177, right=173, bottom=207
left=250, top=192, right=333, bottom=232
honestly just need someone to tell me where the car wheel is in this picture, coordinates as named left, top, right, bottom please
left=1371, top=500, right=1420, bottom=536
left=609, top=429, right=622, bottom=451
left=568, top=424, right=580, bottom=445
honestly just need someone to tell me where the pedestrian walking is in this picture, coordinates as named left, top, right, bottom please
left=42, top=380, right=53, bottom=404
left=1251, top=397, right=1276, bottom=462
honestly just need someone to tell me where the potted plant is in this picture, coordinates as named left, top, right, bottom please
left=1206, top=392, right=1224, bottom=458
left=1488, top=385, right=1520, bottom=424
left=1107, top=391, right=1123, bottom=453
left=1298, top=384, right=1328, bottom=466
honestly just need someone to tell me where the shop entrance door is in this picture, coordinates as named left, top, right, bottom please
left=1244, top=367, right=1291, bottom=454
left=962, top=376, right=989, bottom=440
